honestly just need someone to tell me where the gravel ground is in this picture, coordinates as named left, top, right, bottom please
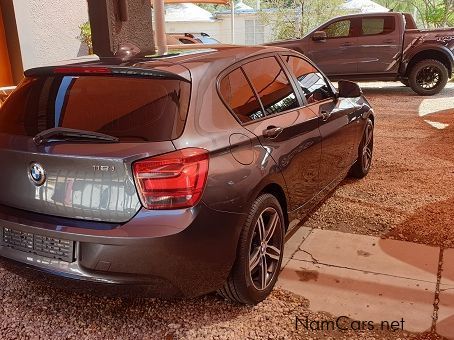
left=0, top=82, right=453, bottom=339
left=0, top=265, right=436, bottom=340
left=304, top=82, right=454, bottom=248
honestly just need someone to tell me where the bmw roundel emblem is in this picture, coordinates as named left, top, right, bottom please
left=28, top=162, right=46, bottom=186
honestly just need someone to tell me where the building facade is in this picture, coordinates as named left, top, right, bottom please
left=164, top=2, right=272, bottom=45
left=0, top=0, right=89, bottom=87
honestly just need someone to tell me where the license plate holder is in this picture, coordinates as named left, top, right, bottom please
left=0, top=227, right=75, bottom=262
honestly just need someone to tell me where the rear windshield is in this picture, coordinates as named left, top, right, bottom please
left=0, top=75, right=191, bottom=142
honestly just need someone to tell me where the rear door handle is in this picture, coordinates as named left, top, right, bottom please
left=263, top=126, right=283, bottom=139
left=321, top=111, right=330, bottom=122
left=383, top=39, right=395, bottom=44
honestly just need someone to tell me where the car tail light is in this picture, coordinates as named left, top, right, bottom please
left=133, top=148, right=209, bottom=210
left=53, top=66, right=111, bottom=74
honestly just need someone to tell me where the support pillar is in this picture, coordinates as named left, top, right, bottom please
left=87, top=0, right=155, bottom=57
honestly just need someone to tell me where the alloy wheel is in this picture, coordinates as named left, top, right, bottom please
left=416, top=66, right=441, bottom=90
left=362, top=122, right=373, bottom=172
left=248, top=207, right=283, bottom=291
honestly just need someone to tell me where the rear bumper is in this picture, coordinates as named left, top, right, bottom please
left=0, top=255, right=184, bottom=298
left=0, top=203, right=245, bottom=297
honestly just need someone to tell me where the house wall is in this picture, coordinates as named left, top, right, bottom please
left=0, top=5, right=13, bottom=86
left=166, top=14, right=273, bottom=45
left=217, top=14, right=273, bottom=44
left=166, top=21, right=222, bottom=41
left=12, top=0, right=89, bottom=70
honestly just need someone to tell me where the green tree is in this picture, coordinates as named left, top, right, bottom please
left=77, top=21, right=93, bottom=55
left=375, top=0, right=454, bottom=28
left=259, top=0, right=346, bottom=40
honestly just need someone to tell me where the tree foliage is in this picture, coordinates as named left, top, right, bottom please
left=375, top=0, right=454, bottom=28
left=259, top=0, right=346, bottom=40
left=77, top=21, right=93, bottom=55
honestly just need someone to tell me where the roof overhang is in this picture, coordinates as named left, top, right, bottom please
left=163, top=0, right=230, bottom=5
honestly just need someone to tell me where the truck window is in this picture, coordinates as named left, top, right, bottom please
left=361, top=17, right=395, bottom=36
left=403, top=13, right=418, bottom=29
left=282, top=56, right=333, bottom=104
left=324, top=20, right=352, bottom=38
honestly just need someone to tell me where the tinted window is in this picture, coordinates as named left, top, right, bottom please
left=199, top=37, right=219, bottom=44
left=324, top=20, right=351, bottom=38
left=180, top=38, right=194, bottom=44
left=361, top=17, right=395, bottom=35
left=242, top=57, right=298, bottom=117
left=0, top=76, right=190, bottom=142
left=220, top=68, right=263, bottom=123
left=283, top=56, right=333, bottom=104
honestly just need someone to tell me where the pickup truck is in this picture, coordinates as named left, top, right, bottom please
left=270, top=12, right=454, bottom=96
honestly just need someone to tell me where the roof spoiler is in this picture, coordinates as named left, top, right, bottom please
left=24, top=65, right=190, bottom=82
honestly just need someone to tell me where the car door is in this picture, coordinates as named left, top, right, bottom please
left=357, top=15, right=403, bottom=74
left=305, top=18, right=358, bottom=75
left=280, top=54, right=360, bottom=190
left=219, top=55, right=322, bottom=211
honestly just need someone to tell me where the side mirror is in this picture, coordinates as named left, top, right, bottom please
left=338, top=80, right=362, bottom=98
left=312, top=31, right=327, bottom=41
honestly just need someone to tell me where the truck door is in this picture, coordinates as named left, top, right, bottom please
left=356, top=15, right=403, bottom=74
left=305, top=18, right=358, bottom=76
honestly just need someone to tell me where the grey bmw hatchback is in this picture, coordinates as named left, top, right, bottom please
left=0, top=46, right=374, bottom=304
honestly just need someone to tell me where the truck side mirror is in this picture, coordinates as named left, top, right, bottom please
left=338, top=80, right=362, bottom=98
left=312, top=31, right=327, bottom=41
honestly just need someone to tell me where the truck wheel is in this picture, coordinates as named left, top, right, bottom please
left=401, top=79, right=409, bottom=87
left=409, top=59, right=449, bottom=96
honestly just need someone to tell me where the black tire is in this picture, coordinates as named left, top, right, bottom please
left=218, top=193, right=285, bottom=305
left=350, top=118, right=374, bottom=179
left=408, top=59, right=449, bottom=96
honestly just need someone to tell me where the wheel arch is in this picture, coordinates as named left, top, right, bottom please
left=405, top=48, right=453, bottom=77
left=257, top=183, right=289, bottom=231
left=367, top=112, right=375, bottom=126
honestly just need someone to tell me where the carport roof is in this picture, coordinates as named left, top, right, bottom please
left=163, top=0, right=230, bottom=4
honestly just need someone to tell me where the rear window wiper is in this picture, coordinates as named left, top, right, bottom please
left=33, top=127, right=119, bottom=145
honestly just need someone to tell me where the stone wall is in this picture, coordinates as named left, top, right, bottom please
left=12, top=0, right=89, bottom=69
left=88, top=0, right=154, bottom=57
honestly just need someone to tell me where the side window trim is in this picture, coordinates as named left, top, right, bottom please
left=217, top=53, right=305, bottom=126
left=278, top=53, right=337, bottom=107
left=242, top=55, right=303, bottom=121
left=273, top=54, right=306, bottom=108
left=218, top=66, right=264, bottom=124
left=217, top=53, right=277, bottom=125
left=239, top=66, right=267, bottom=117
left=277, top=54, right=309, bottom=106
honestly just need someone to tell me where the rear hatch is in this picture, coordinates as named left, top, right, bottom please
left=0, top=66, right=191, bottom=223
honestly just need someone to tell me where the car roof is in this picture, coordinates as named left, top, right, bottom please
left=25, top=45, right=291, bottom=83
left=328, top=11, right=399, bottom=20
left=152, top=45, right=285, bottom=65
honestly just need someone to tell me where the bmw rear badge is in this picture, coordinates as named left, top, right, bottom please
left=29, top=162, right=46, bottom=186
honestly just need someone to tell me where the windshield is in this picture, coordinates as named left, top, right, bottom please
left=0, top=75, right=191, bottom=142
